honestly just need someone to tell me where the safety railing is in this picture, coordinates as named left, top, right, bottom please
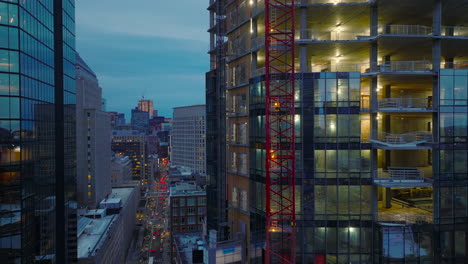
left=441, top=26, right=468, bottom=37
left=376, top=212, right=433, bottom=224
left=377, top=98, right=433, bottom=110
left=297, top=29, right=370, bottom=41
left=312, top=63, right=370, bottom=73
left=377, top=131, right=433, bottom=144
left=376, top=25, right=432, bottom=36
left=373, top=167, right=433, bottom=187
left=375, top=167, right=424, bottom=179
left=311, top=61, right=432, bottom=73
left=375, top=61, right=432, bottom=72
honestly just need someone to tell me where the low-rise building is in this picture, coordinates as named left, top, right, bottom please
left=173, top=232, right=204, bottom=264
left=169, top=181, right=206, bottom=260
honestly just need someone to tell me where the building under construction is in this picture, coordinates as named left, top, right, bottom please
left=206, top=0, right=468, bottom=263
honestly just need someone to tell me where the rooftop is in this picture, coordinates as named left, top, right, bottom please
left=111, top=130, right=147, bottom=137
left=77, top=215, right=116, bottom=259
left=173, top=232, right=204, bottom=264
left=107, top=187, right=135, bottom=206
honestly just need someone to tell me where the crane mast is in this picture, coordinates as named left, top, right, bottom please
left=264, top=0, right=296, bottom=263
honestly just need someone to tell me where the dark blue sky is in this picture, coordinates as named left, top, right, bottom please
left=75, top=0, right=208, bottom=118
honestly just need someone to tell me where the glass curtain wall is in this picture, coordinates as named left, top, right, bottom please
left=0, top=0, right=76, bottom=262
left=249, top=72, right=373, bottom=263
left=437, top=69, right=468, bottom=263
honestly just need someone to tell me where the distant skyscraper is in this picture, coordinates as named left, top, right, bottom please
left=108, top=112, right=126, bottom=129
left=131, top=107, right=149, bottom=132
left=171, top=105, right=206, bottom=175
left=76, top=53, right=111, bottom=209
left=138, top=97, right=154, bottom=118
left=0, top=1, right=77, bottom=262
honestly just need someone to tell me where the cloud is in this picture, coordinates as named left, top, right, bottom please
left=76, top=0, right=208, bottom=42
left=75, top=0, right=209, bottom=117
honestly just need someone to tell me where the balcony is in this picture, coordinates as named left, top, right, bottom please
left=366, top=61, right=433, bottom=74
left=312, top=61, right=432, bottom=74
left=376, top=212, right=432, bottom=224
left=377, top=98, right=434, bottom=112
left=376, top=25, right=432, bottom=36
left=297, top=29, right=371, bottom=42
left=369, top=131, right=434, bottom=149
left=373, top=167, right=433, bottom=188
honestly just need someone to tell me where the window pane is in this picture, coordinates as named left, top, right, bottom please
left=440, top=76, right=454, bottom=101
left=0, top=3, right=7, bottom=25
left=0, top=96, right=9, bottom=118
left=9, top=27, right=18, bottom=49
left=454, top=75, right=467, bottom=100
left=0, top=73, right=8, bottom=95
left=0, top=49, right=8, bottom=71
left=314, top=150, right=325, bottom=173
left=0, top=26, right=7, bottom=48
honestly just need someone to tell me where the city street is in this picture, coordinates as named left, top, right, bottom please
left=141, top=159, right=171, bottom=264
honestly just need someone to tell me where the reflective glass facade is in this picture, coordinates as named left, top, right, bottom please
left=0, top=0, right=76, bottom=263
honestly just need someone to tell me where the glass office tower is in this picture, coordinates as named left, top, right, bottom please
left=0, top=0, right=77, bottom=263
left=207, top=0, right=468, bottom=263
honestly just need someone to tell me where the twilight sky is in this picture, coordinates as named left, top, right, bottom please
left=75, top=0, right=208, bottom=118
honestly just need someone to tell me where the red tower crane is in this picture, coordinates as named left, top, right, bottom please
left=264, top=0, right=296, bottom=263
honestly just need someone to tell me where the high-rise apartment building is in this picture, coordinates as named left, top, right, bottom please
left=0, top=0, right=77, bottom=263
left=131, top=107, right=149, bottom=132
left=206, top=0, right=229, bottom=243
left=76, top=53, right=111, bottom=209
left=138, top=97, right=154, bottom=118
left=171, top=105, right=207, bottom=175
left=207, top=0, right=468, bottom=263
